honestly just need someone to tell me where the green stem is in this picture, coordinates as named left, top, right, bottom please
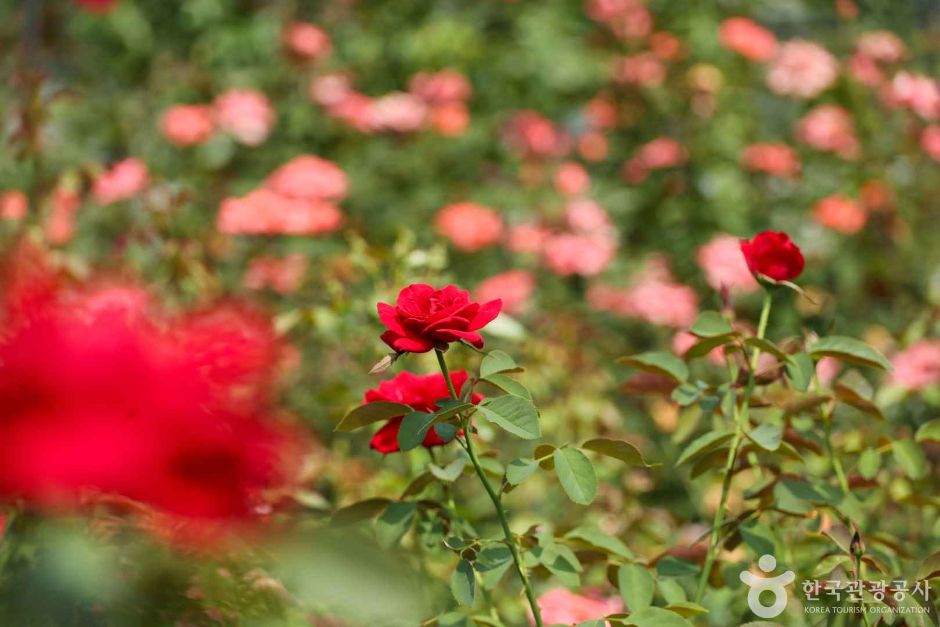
left=435, top=349, right=543, bottom=627
left=695, top=291, right=772, bottom=602
left=823, top=411, right=851, bottom=495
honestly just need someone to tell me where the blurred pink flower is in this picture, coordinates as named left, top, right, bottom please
left=475, top=270, right=535, bottom=316
left=0, top=190, right=28, bottom=220
left=883, top=72, right=940, bottom=120
left=848, top=52, right=885, bottom=87
left=921, top=126, right=940, bottom=162
left=856, top=31, right=906, bottom=63
left=554, top=162, right=591, bottom=196
left=435, top=202, right=504, bottom=252
left=409, top=70, right=472, bottom=104
left=430, top=102, right=470, bottom=136
left=369, top=92, right=428, bottom=133
left=44, top=186, right=81, bottom=245
left=308, top=73, right=355, bottom=108
left=673, top=330, right=725, bottom=365
left=244, top=254, right=308, bottom=294
left=816, top=356, right=842, bottom=387
left=328, top=92, right=376, bottom=132
left=534, top=588, right=623, bottom=626
left=696, top=234, right=759, bottom=293
left=741, top=143, right=801, bottom=177
left=719, top=17, right=778, bottom=62
left=766, top=40, right=839, bottom=99
left=214, top=89, right=276, bottom=146
left=92, top=158, right=149, bottom=206
left=612, top=52, right=667, bottom=87
left=795, top=105, right=859, bottom=159
left=283, top=22, right=331, bottom=61
left=505, top=111, right=565, bottom=158
left=160, top=105, right=215, bottom=147
left=217, top=189, right=342, bottom=236
left=586, top=0, right=652, bottom=40
left=566, top=198, right=612, bottom=233
left=650, top=32, right=683, bottom=60
left=888, top=340, right=940, bottom=390
left=542, top=232, right=618, bottom=277
left=507, top=224, right=552, bottom=254
left=583, top=95, right=619, bottom=130
left=265, top=155, right=348, bottom=202
left=588, top=274, right=698, bottom=328
left=623, top=137, right=687, bottom=183
left=813, top=194, right=867, bottom=234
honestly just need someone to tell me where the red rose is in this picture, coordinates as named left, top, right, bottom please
left=378, top=284, right=501, bottom=353
left=739, top=231, right=805, bottom=282
left=365, top=371, right=481, bottom=454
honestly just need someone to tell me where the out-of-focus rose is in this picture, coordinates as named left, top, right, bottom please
left=265, top=155, right=348, bottom=201
left=44, top=186, right=81, bottom=245
left=217, top=189, right=343, bottom=236
left=565, top=198, right=612, bottom=233
left=507, top=224, right=552, bottom=254
left=741, top=143, right=801, bottom=177
left=767, top=40, right=839, bottom=99
left=369, top=92, right=428, bottom=133
left=475, top=270, right=535, bottom=316
left=160, top=105, right=215, bottom=147
left=430, top=102, right=470, bottom=136
left=92, top=158, right=149, bottom=206
left=534, top=588, right=624, bottom=626
left=623, top=137, right=687, bottom=183
left=740, top=231, right=804, bottom=282
left=283, top=22, right=331, bottom=61
left=612, top=52, right=667, bottom=86
left=244, top=254, right=308, bottom=294
left=543, top=232, right=618, bottom=277
left=586, top=0, right=652, bottom=40
left=795, top=105, right=859, bottom=159
left=377, top=284, right=501, bottom=353
left=214, top=89, right=276, bottom=146
left=308, top=73, right=355, bottom=108
left=696, top=234, right=759, bottom=293
left=583, top=95, right=619, bottom=130
left=435, top=202, right=504, bottom=253
left=848, top=52, right=885, bottom=87
left=577, top=131, right=610, bottom=161
left=554, top=162, right=591, bottom=196
left=922, top=126, right=940, bottom=162
left=813, top=194, right=867, bottom=234
left=816, top=356, right=842, bottom=387
left=409, top=70, right=472, bottom=104
left=0, top=190, right=28, bottom=220
left=588, top=268, right=698, bottom=328
left=505, top=111, right=565, bottom=158
left=888, top=340, right=940, bottom=390
left=650, top=32, right=683, bottom=60
left=883, top=72, right=940, bottom=120
left=856, top=30, right=906, bottom=63
left=719, top=17, right=778, bottom=61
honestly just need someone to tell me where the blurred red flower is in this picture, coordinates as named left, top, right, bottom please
left=160, top=105, right=215, bottom=147
left=475, top=270, right=535, bottom=316
left=377, top=284, right=501, bottom=353
left=741, top=143, right=801, bottom=178
left=435, top=202, right=504, bottom=252
left=719, top=17, right=778, bottom=62
left=92, top=158, right=149, bottom=206
left=283, top=22, right=332, bottom=61
left=740, top=231, right=804, bottom=281
left=813, top=194, right=867, bottom=234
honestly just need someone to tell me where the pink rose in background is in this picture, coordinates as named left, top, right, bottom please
left=922, top=126, right=940, bottom=162
left=696, top=234, right=759, bottom=293
left=505, top=111, right=566, bottom=158
left=160, top=105, right=215, bottom=147
left=767, top=40, right=839, bottom=99
left=673, top=330, right=724, bottom=365
left=612, top=52, right=667, bottom=86
left=650, top=31, right=683, bottom=60
left=888, top=340, right=940, bottom=390
left=507, top=224, right=552, bottom=254
left=435, top=202, right=504, bottom=252
left=244, top=254, right=308, bottom=294
left=583, top=95, right=619, bottom=130
left=475, top=270, right=535, bottom=316
left=848, top=52, right=885, bottom=87
left=883, top=72, right=940, bottom=120
left=741, top=143, right=801, bottom=177
left=586, top=0, right=652, bottom=40
left=0, top=190, right=28, bottom=220
left=719, top=17, right=778, bottom=61
left=309, top=73, right=355, bottom=108
left=542, top=232, right=618, bottom=277
left=217, top=189, right=342, bottom=236
left=214, top=89, right=276, bottom=146
left=554, top=162, right=591, bottom=196
left=623, top=137, right=687, bottom=183
left=816, top=356, right=842, bottom=387
left=44, top=186, right=81, bottom=245
left=283, top=22, right=331, bottom=61
left=430, top=102, right=470, bottom=136
left=588, top=259, right=698, bottom=327
left=565, top=199, right=612, bottom=233
left=813, top=194, right=867, bottom=234
left=92, top=158, right=149, bottom=206
left=533, top=588, right=623, bottom=626
left=369, top=92, right=428, bottom=133
left=856, top=31, right=906, bottom=63
left=795, top=105, right=859, bottom=159
left=409, top=70, right=472, bottom=104
left=265, top=155, right=348, bottom=202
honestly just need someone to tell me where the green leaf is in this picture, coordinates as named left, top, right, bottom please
left=812, top=555, right=851, bottom=577
left=656, top=579, right=687, bottom=604
left=430, top=457, right=467, bottom=482
left=663, top=602, right=708, bottom=618
left=480, top=350, right=521, bottom=378
left=915, top=418, right=940, bottom=443
left=481, top=373, right=532, bottom=399
left=450, top=559, right=475, bottom=606
left=655, top=556, right=700, bottom=578
left=690, top=311, right=733, bottom=337
left=437, top=612, right=471, bottom=627
left=477, top=395, right=541, bottom=439
left=618, top=564, right=654, bottom=611
left=671, top=382, right=704, bottom=407
left=435, top=423, right=459, bottom=441
left=808, top=336, right=891, bottom=370
left=683, top=334, right=736, bottom=360
left=505, top=458, right=540, bottom=485
left=553, top=448, right=597, bottom=505
left=892, top=440, right=927, bottom=480
left=564, top=526, right=634, bottom=559
left=745, top=337, right=788, bottom=361
left=618, top=352, right=689, bottom=383
left=375, top=501, right=416, bottom=548
left=434, top=401, right=475, bottom=421
left=785, top=353, right=815, bottom=392
left=834, top=384, right=884, bottom=420
left=747, top=423, right=782, bottom=451
left=582, top=438, right=656, bottom=467
left=397, top=411, right=436, bottom=451
left=625, top=606, right=694, bottom=627
left=675, top=430, right=734, bottom=467
left=335, top=401, right=411, bottom=432
left=858, top=448, right=881, bottom=480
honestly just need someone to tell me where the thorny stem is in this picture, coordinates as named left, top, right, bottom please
left=435, top=349, right=544, bottom=627
left=695, top=291, right=772, bottom=603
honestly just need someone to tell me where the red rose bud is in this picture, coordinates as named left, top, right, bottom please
left=378, top=284, right=501, bottom=353
left=739, top=230, right=805, bottom=282
left=364, top=371, right=480, bottom=454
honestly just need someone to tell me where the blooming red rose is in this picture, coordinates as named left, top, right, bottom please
left=739, top=231, right=805, bottom=282
left=377, top=284, right=501, bottom=353
left=365, top=371, right=481, bottom=454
